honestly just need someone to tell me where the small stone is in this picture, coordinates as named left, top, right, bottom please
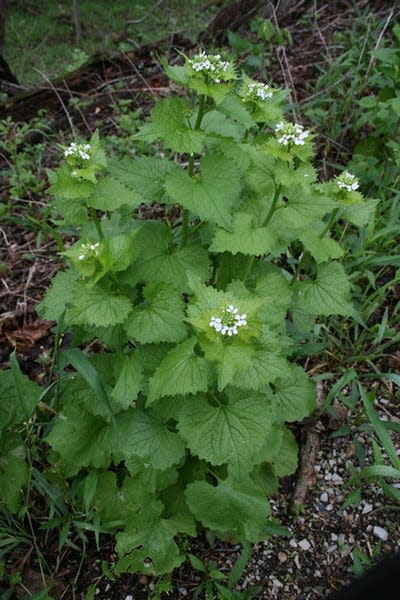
left=178, top=587, right=188, bottom=596
left=289, top=539, right=297, bottom=548
left=331, top=533, right=338, bottom=541
left=278, top=552, right=288, bottom=563
left=125, top=596, right=133, bottom=600
left=373, top=526, right=389, bottom=541
left=272, top=577, right=283, bottom=588
left=362, top=503, right=373, bottom=515
left=324, top=473, right=332, bottom=481
left=320, top=492, right=328, bottom=502
left=332, top=473, right=342, bottom=482
left=326, top=504, right=334, bottom=511
left=298, top=539, right=311, bottom=550
left=294, top=554, right=301, bottom=569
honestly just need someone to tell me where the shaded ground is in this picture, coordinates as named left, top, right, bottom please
left=1, top=1, right=399, bottom=598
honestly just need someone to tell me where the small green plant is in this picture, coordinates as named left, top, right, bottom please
left=228, top=17, right=292, bottom=80
left=343, top=385, right=400, bottom=505
left=189, top=542, right=259, bottom=599
left=349, top=23, right=400, bottom=194
left=350, top=542, right=382, bottom=576
left=0, top=116, right=50, bottom=209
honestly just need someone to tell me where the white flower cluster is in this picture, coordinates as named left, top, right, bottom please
left=209, top=304, right=247, bottom=336
left=247, top=82, right=273, bottom=101
left=64, top=142, right=92, bottom=161
left=78, top=242, right=100, bottom=261
left=275, top=121, right=310, bottom=146
left=188, top=51, right=230, bottom=82
left=336, top=171, right=359, bottom=192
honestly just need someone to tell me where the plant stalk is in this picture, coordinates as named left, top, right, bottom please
left=243, top=183, right=282, bottom=283
left=180, top=94, right=206, bottom=249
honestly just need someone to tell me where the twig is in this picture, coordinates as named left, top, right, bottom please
left=33, top=68, right=76, bottom=136
left=365, top=5, right=396, bottom=82
left=124, top=0, right=166, bottom=28
left=290, top=382, right=325, bottom=514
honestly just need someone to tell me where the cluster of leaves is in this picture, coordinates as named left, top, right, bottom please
left=3, top=51, right=374, bottom=576
left=349, top=23, right=400, bottom=193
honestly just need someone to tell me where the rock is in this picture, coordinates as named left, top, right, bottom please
left=373, top=526, right=389, bottom=541
left=320, top=492, right=328, bottom=502
left=298, top=539, right=311, bottom=550
left=362, top=502, right=373, bottom=514
left=278, top=552, right=288, bottom=563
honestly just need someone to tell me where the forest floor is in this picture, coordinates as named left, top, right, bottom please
left=0, top=1, right=399, bottom=599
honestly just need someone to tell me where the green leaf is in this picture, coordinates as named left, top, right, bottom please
left=135, top=97, right=205, bottom=153
left=116, top=408, right=186, bottom=470
left=148, top=338, right=214, bottom=405
left=125, top=456, right=179, bottom=492
left=275, top=186, right=333, bottom=230
left=63, top=348, right=116, bottom=422
left=48, top=164, right=94, bottom=199
left=231, top=347, right=291, bottom=391
left=165, top=154, right=241, bottom=229
left=108, top=156, right=175, bottom=203
left=124, top=282, right=187, bottom=344
left=272, top=364, right=316, bottom=422
left=68, top=281, right=132, bottom=327
left=88, top=178, right=142, bottom=211
left=210, top=212, right=277, bottom=256
left=201, top=109, right=244, bottom=141
left=0, top=432, right=28, bottom=513
left=178, top=392, right=273, bottom=477
left=294, top=262, right=354, bottom=317
left=272, top=427, right=298, bottom=477
left=36, top=268, right=78, bottom=321
left=116, top=512, right=191, bottom=575
left=340, top=199, right=378, bottom=227
left=46, top=401, right=114, bottom=476
left=0, top=355, right=41, bottom=430
left=254, top=267, right=293, bottom=327
left=111, top=353, right=144, bottom=410
left=299, top=227, right=344, bottom=263
left=199, top=338, right=254, bottom=391
left=185, top=476, right=270, bottom=541
left=123, top=221, right=210, bottom=292
left=218, top=95, right=255, bottom=129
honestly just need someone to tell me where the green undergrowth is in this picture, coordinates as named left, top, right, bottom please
left=4, top=0, right=218, bottom=86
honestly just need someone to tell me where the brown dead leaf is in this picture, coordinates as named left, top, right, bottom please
left=5, top=319, right=55, bottom=352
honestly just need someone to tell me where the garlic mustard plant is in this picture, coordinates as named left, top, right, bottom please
left=336, top=170, right=360, bottom=192
left=39, top=50, right=375, bottom=578
left=64, top=141, right=92, bottom=161
left=209, top=305, right=247, bottom=336
left=188, top=50, right=231, bottom=82
left=246, top=81, right=274, bottom=100
left=275, top=120, right=310, bottom=146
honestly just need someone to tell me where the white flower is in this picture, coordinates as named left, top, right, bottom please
left=336, top=171, right=359, bottom=192
left=188, top=51, right=231, bottom=82
left=77, top=241, right=100, bottom=261
left=247, top=82, right=273, bottom=101
left=64, top=141, right=92, bottom=162
left=275, top=121, right=310, bottom=146
left=209, top=304, right=247, bottom=336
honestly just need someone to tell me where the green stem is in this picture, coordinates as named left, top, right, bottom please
left=243, top=183, right=282, bottom=283
left=91, top=208, right=105, bottom=242
left=319, top=207, right=340, bottom=239
left=262, top=183, right=282, bottom=229
left=180, top=94, right=206, bottom=249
